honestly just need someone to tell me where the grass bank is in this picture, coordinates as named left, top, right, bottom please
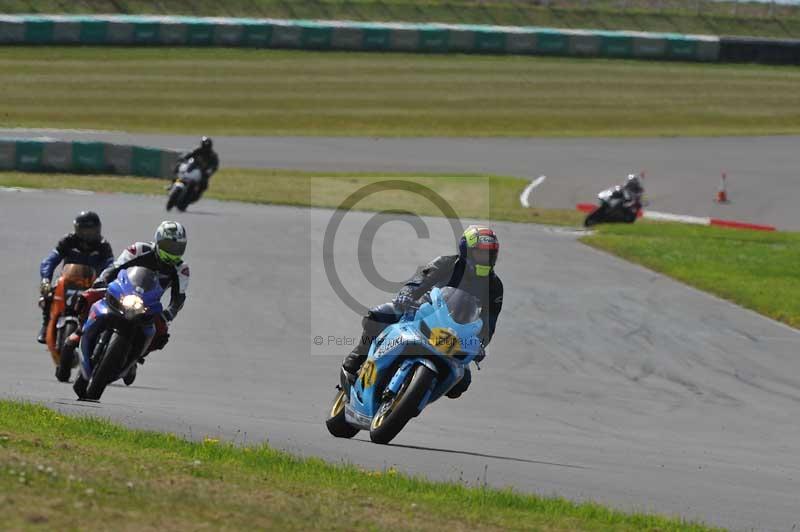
left=0, top=170, right=584, bottom=226
left=3, top=0, right=800, bottom=39
left=582, top=223, right=800, bottom=328
left=2, top=47, right=800, bottom=137
left=0, top=400, right=716, bottom=531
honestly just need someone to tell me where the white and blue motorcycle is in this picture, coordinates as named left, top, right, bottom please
left=326, top=287, right=483, bottom=444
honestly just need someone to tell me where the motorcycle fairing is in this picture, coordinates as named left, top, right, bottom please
left=344, top=287, right=483, bottom=430
left=78, top=268, right=163, bottom=380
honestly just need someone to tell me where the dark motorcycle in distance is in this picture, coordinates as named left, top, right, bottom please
left=584, top=186, right=643, bottom=227
left=166, top=157, right=202, bottom=212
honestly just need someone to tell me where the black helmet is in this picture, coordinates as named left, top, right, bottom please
left=73, top=211, right=101, bottom=244
left=201, top=136, right=213, bottom=151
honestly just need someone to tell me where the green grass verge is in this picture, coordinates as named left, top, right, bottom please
left=0, top=170, right=585, bottom=226
left=0, top=400, right=717, bottom=530
left=582, top=223, right=800, bottom=328
left=3, top=0, right=800, bottom=39
left=2, top=47, right=800, bottom=137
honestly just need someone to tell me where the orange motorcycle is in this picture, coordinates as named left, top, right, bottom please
left=44, top=263, right=96, bottom=382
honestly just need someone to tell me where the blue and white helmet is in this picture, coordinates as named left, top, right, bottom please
left=154, top=221, right=187, bottom=265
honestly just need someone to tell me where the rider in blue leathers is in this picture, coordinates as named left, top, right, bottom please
left=37, top=211, right=114, bottom=343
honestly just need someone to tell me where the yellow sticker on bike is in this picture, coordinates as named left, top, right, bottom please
left=359, top=360, right=378, bottom=388
left=428, top=327, right=461, bottom=356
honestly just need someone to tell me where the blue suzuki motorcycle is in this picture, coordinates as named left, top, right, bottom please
left=73, top=267, right=164, bottom=401
left=326, top=287, right=483, bottom=444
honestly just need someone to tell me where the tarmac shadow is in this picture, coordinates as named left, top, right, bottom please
left=353, top=438, right=588, bottom=469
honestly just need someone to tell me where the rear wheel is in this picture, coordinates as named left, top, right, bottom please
left=55, top=322, right=77, bottom=383
left=85, top=332, right=129, bottom=401
left=369, top=365, right=435, bottom=445
left=325, top=389, right=360, bottom=438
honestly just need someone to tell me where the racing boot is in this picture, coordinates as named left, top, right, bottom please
left=37, top=295, right=52, bottom=344
left=63, top=332, right=81, bottom=351
left=340, top=303, right=397, bottom=389
left=340, top=350, right=364, bottom=391
left=341, top=335, right=373, bottom=393
left=445, top=368, right=472, bottom=399
left=37, top=322, right=47, bottom=344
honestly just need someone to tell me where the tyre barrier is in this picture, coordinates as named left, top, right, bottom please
left=0, top=14, right=722, bottom=62
left=0, top=138, right=179, bottom=179
left=719, top=36, right=800, bottom=65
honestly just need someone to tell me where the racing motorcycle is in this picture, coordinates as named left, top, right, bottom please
left=73, top=266, right=164, bottom=401
left=584, top=186, right=643, bottom=227
left=166, top=157, right=202, bottom=212
left=43, top=263, right=96, bottom=382
left=326, top=287, right=483, bottom=444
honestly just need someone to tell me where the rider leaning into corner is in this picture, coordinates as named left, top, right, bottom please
left=38, top=211, right=114, bottom=344
left=64, top=221, right=190, bottom=380
left=175, top=136, right=220, bottom=200
left=614, top=174, right=645, bottom=209
left=341, top=224, right=503, bottom=399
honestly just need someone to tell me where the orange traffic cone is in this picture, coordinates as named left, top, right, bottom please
left=716, top=172, right=729, bottom=203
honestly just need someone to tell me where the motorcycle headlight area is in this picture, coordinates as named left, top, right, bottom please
left=121, top=294, right=146, bottom=317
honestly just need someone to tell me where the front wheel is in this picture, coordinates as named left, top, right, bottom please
left=55, top=322, right=78, bottom=383
left=177, top=188, right=194, bottom=211
left=325, top=389, right=360, bottom=438
left=584, top=206, right=606, bottom=227
left=73, top=373, right=88, bottom=399
left=369, top=364, right=435, bottom=445
left=85, top=332, right=129, bottom=401
left=166, top=185, right=183, bottom=211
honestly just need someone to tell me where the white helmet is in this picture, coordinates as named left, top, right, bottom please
left=154, top=221, right=187, bottom=265
left=624, top=174, right=643, bottom=194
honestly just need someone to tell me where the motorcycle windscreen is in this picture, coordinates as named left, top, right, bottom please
left=123, top=267, right=161, bottom=292
left=438, top=287, right=481, bottom=325
left=116, top=267, right=165, bottom=315
left=60, top=263, right=96, bottom=289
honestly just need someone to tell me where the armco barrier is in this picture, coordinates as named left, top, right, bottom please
left=0, top=14, right=722, bottom=62
left=0, top=138, right=179, bottom=178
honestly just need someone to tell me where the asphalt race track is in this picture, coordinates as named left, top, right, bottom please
left=2, top=129, right=800, bottom=229
left=3, top=175, right=800, bottom=530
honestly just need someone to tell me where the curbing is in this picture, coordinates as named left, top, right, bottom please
left=575, top=203, right=777, bottom=232
left=0, top=137, right=180, bottom=179
left=0, top=14, right=722, bottom=62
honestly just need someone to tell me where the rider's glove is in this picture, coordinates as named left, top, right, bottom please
left=91, top=279, right=107, bottom=289
left=39, top=279, right=51, bottom=296
left=161, top=309, right=174, bottom=322
left=392, top=293, right=415, bottom=313
left=475, top=345, right=486, bottom=364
